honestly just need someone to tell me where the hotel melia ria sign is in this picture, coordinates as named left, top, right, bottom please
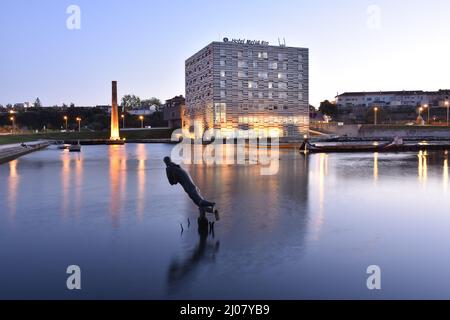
left=223, top=37, right=269, bottom=46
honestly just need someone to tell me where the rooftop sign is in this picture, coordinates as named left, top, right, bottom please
left=223, top=37, right=269, bottom=46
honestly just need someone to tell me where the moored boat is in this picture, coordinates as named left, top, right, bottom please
left=300, top=139, right=397, bottom=153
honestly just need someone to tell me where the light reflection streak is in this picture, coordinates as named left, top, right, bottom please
left=8, top=160, right=19, bottom=217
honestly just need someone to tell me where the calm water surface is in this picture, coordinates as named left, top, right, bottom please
left=0, top=144, right=449, bottom=299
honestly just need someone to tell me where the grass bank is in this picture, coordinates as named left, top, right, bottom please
left=0, top=128, right=175, bottom=145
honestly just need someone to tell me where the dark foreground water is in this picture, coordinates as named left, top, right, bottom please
left=0, top=144, right=449, bottom=299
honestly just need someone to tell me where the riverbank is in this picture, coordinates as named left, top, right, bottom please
left=0, top=128, right=174, bottom=145
left=0, top=141, right=50, bottom=164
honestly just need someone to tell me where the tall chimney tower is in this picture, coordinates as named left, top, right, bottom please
left=110, top=81, right=120, bottom=140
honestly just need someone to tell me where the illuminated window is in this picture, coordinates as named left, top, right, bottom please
left=220, top=59, right=226, bottom=66
left=220, top=90, right=226, bottom=98
left=238, top=60, right=247, bottom=68
left=220, top=80, right=226, bottom=88
left=268, top=62, right=278, bottom=70
left=278, top=53, right=285, bottom=61
left=248, top=81, right=258, bottom=89
left=258, top=72, right=268, bottom=79
left=268, top=91, right=273, bottom=99
left=268, top=82, right=273, bottom=89
left=278, top=73, right=287, bottom=80
left=258, top=52, right=268, bottom=59
left=214, top=103, right=227, bottom=124
left=220, top=70, right=226, bottom=77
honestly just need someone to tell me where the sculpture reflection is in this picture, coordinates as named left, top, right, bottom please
left=168, top=217, right=220, bottom=291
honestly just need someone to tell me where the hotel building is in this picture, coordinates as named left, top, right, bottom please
left=184, top=39, right=309, bottom=138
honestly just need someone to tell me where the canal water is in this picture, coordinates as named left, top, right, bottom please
left=0, top=144, right=449, bottom=299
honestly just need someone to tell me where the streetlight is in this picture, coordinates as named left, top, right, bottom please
left=76, top=117, right=81, bottom=132
left=121, top=114, right=125, bottom=128
left=63, top=116, right=68, bottom=131
left=10, top=116, right=15, bottom=134
left=445, top=100, right=449, bottom=126
left=374, top=107, right=379, bottom=125
left=139, top=115, right=144, bottom=129
left=423, top=104, right=430, bottom=125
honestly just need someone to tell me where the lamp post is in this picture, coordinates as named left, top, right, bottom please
left=121, top=114, right=125, bottom=128
left=446, top=100, right=449, bottom=126
left=374, top=107, right=379, bottom=125
left=423, top=104, right=430, bottom=125
left=63, top=116, right=68, bottom=131
left=10, top=116, right=15, bottom=134
left=76, top=117, right=81, bottom=132
left=139, top=115, right=144, bottom=129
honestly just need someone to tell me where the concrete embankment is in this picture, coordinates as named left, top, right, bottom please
left=0, top=141, right=50, bottom=164
left=311, top=123, right=450, bottom=140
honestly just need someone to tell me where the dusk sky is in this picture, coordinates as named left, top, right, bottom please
left=1, top=0, right=450, bottom=107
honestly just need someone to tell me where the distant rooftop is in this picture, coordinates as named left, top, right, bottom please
left=336, top=89, right=450, bottom=98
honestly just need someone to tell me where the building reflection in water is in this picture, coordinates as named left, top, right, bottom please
left=136, top=144, right=147, bottom=220
left=168, top=146, right=309, bottom=293
left=109, top=145, right=127, bottom=227
left=311, top=153, right=327, bottom=241
left=8, top=160, right=19, bottom=217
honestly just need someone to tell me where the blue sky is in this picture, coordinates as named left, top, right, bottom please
left=1, top=0, right=450, bottom=107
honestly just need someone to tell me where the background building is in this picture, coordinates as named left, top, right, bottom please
left=163, top=95, right=185, bottom=129
left=184, top=39, right=309, bottom=138
left=336, top=90, right=450, bottom=108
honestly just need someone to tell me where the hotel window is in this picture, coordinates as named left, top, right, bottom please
left=248, top=81, right=258, bottom=89
left=220, top=70, right=226, bottom=77
left=220, top=90, right=226, bottom=98
left=248, top=50, right=253, bottom=58
left=278, top=73, right=287, bottom=80
left=298, top=64, right=303, bottom=71
left=238, top=60, right=247, bottom=68
left=238, top=80, right=243, bottom=88
left=214, top=103, right=227, bottom=124
left=268, top=91, right=273, bottom=99
left=258, top=52, right=268, bottom=59
left=282, top=63, right=288, bottom=70
left=298, top=93, right=304, bottom=100
left=298, top=54, right=303, bottom=61
left=220, top=80, right=226, bottom=88
left=238, top=71, right=247, bottom=78
left=268, top=82, right=273, bottom=89
left=278, top=53, right=285, bottom=61
left=279, top=92, right=287, bottom=99
left=298, top=74, right=303, bottom=81
left=258, top=91, right=263, bottom=99
left=253, top=61, right=258, bottom=68
left=278, top=82, right=287, bottom=90
left=269, top=62, right=278, bottom=70
left=238, top=51, right=243, bottom=58
left=258, top=72, right=268, bottom=79
left=220, top=59, right=226, bottom=67
left=298, top=84, right=303, bottom=90
left=248, top=91, right=253, bottom=99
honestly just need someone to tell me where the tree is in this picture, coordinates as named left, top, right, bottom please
left=34, top=97, right=42, bottom=108
left=121, top=95, right=141, bottom=111
left=142, top=97, right=163, bottom=111
left=319, top=100, right=337, bottom=117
